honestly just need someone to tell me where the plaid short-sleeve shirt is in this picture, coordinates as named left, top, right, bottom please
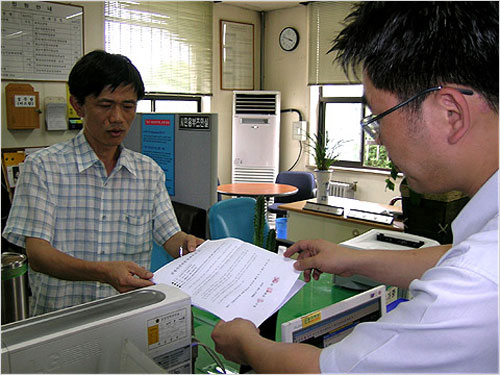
left=2, top=131, right=180, bottom=316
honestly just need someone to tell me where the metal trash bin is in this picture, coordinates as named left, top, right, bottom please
left=2, top=252, right=29, bottom=324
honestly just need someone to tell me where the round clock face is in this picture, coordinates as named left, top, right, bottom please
left=279, top=27, right=299, bottom=51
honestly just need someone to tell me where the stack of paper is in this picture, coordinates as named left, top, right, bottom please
left=152, top=238, right=305, bottom=327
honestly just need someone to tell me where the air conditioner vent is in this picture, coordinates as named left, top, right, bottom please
left=232, top=91, right=280, bottom=185
left=234, top=93, right=277, bottom=115
left=233, top=167, right=277, bottom=183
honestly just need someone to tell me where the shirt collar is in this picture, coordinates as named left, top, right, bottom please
left=452, top=170, right=499, bottom=245
left=117, top=147, right=138, bottom=177
left=74, top=131, right=99, bottom=173
left=73, top=131, right=137, bottom=176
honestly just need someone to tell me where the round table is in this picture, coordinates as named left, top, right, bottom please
left=217, top=183, right=298, bottom=198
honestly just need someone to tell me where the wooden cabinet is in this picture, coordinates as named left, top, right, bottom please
left=5, top=83, right=40, bottom=129
left=280, top=200, right=403, bottom=243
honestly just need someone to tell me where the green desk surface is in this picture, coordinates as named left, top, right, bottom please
left=193, top=273, right=359, bottom=373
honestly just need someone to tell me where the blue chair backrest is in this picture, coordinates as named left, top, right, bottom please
left=150, top=242, right=174, bottom=272
left=274, top=171, right=317, bottom=204
left=208, top=197, right=269, bottom=243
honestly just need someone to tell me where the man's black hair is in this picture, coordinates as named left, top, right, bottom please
left=68, top=50, right=145, bottom=104
left=330, top=2, right=499, bottom=112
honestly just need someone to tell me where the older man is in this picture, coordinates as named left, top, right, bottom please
left=3, top=50, right=203, bottom=316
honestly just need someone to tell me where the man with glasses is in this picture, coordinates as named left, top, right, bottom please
left=361, top=86, right=474, bottom=141
left=212, top=2, right=498, bottom=373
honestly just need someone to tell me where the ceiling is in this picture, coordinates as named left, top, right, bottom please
left=218, top=1, right=304, bottom=12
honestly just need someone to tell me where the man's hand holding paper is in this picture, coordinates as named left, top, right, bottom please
left=152, top=238, right=305, bottom=327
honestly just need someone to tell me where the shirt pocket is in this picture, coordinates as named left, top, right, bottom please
left=119, top=213, right=153, bottom=254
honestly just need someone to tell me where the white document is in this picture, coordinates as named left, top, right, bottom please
left=152, top=238, right=304, bottom=327
left=45, top=102, right=67, bottom=130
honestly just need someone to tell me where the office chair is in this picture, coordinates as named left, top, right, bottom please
left=217, top=177, right=223, bottom=202
left=208, top=197, right=269, bottom=243
left=208, top=196, right=284, bottom=375
left=268, top=171, right=317, bottom=217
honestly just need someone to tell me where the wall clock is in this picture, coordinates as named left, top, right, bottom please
left=279, top=27, right=299, bottom=52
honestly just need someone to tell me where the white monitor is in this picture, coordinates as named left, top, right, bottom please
left=281, top=285, right=386, bottom=347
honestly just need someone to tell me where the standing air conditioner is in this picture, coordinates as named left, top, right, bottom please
left=232, top=91, right=280, bottom=183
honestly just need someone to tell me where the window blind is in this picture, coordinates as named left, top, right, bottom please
left=308, top=1, right=359, bottom=85
left=105, top=1, right=212, bottom=95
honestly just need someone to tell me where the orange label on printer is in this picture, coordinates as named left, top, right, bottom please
left=148, top=325, right=159, bottom=345
left=302, top=311, right=322, bottom=328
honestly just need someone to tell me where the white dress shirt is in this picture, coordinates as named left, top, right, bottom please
left=320, top=171, right=499, bottom=373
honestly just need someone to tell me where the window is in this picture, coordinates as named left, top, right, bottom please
left=104, top=1, right=212, bottom=99
left=137, top=94, right=201, bottom=113
left=307, top=3, right=390, bottom=170
left=318, top=85, right=391, bottom=170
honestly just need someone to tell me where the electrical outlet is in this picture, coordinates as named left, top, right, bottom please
left=292, top=121, right=307, bottom=141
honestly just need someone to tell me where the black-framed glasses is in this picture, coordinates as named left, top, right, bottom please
left=361, top=86, right=474, bottom=140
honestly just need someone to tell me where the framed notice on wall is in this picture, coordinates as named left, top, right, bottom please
left=220, top=20, right=254, bottom=90
left=1, top=1, right=84, bottom=81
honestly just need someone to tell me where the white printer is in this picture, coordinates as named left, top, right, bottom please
left=334, top=229, right=440, bottom=292
left=1, top=284, right=192, bottom=374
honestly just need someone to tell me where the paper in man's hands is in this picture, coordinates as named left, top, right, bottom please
left=152, top=238, right=305, bottom=327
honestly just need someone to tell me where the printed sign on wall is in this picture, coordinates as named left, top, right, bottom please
left=141, top=114, right=175, bottom=196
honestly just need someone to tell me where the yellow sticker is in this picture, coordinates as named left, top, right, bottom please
left=147, top=325, right=159, bottom=345
left=301, top=311, right=321, bottom=328
left=66, top=84, right=78, bottom=118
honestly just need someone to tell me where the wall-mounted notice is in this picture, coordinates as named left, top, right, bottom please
left=1, top=1, right=83, bottom=81
left=141, top=114, right=175, bottom=196
left=220, top=20, right=254, bottom=90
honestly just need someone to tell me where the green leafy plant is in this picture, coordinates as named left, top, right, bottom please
left=253, top=196, right=277, bottom=252
left=265, top=229, right=277, bottom=253
left=385, top=162, right=422, bottom=204
left=385, top=161, right=399, bottom=191
left=364, top=144, right=392, bottom=169
left=306, top=131, right=345, bottom=170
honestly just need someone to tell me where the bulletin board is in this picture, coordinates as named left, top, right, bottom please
left=1, top=1, right=84, bottom=81
left=220, top=20, right=254, bottom=90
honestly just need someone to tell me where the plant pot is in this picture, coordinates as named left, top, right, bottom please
left=315, top=169, right=332, bottom=201
left=400, top=184, right=470, bottom=244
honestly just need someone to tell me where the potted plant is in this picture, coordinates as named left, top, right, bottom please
left=246, top=194, right=278, bottom=368
left=253, top=195, right=276, bottom=252
left=306, top=131, right=344, bottom=201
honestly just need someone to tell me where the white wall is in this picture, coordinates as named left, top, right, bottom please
left=1, top=2, right=401, bottom=206
left=263, top=5, right=309, bottom=173
left=212, top=4, right=262, bottom=185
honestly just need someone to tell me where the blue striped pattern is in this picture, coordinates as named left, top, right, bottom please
left=3, top=131, right=180, bottom=315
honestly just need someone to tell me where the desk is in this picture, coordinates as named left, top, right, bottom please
left=280, top=198, right=403, bottom=243
left=217, top=183, right=298, bottom=198
left=193, top=273, right=358, bottom=373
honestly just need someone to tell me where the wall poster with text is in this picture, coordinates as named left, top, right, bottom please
left=141, top=114, right=175, bottom=196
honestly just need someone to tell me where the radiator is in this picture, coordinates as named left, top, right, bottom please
left=329, top=180, right=357, bottom=199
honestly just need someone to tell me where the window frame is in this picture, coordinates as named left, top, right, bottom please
left=139, top=93, right=202, bottom=113
left=318, top=86, right=391, bottom=171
